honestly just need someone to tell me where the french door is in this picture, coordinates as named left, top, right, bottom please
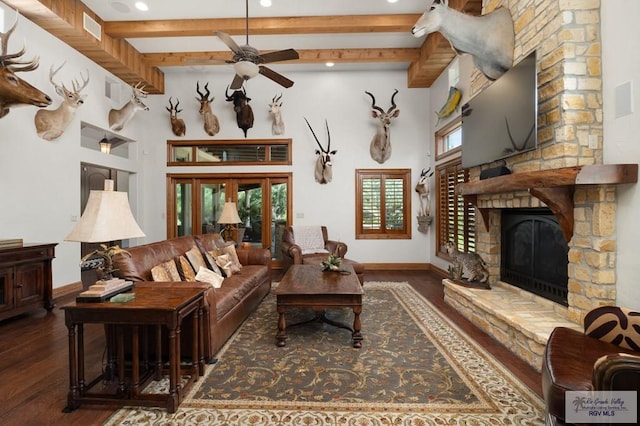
left=167, top=173, right=292, bottom=265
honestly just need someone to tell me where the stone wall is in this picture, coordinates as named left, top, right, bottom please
left=467, top=0, right=613, bottom=322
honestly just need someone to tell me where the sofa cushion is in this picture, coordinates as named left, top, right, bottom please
left=213, top=265, right=268, bottom=320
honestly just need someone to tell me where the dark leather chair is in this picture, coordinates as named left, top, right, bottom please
left=542, top=306, right=640, bottom=425
left=281, top=225, right=364, bottom=284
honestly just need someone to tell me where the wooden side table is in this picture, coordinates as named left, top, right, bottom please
left=61, top=286, right=205, bottom=413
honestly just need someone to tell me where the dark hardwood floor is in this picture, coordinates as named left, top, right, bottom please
left=0, top=269, right=541, bottom=426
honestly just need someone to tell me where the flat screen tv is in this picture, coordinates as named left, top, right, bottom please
left=461, top=51, right=538, bottom=168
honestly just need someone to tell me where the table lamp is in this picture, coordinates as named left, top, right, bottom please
left=217, top=201, right=241, bottom=242
left=65, top=180, right=145, bottom=299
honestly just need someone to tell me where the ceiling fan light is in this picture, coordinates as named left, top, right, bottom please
left=234, top=60, right=260, bottom=79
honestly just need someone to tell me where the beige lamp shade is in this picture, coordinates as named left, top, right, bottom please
left=218, top=202, right=241, bottom=225
left=65, top=185, right=145, bottom=243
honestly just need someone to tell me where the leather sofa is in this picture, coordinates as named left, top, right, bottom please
left=542, top=306, right=640, bottom=425
left=112, top=233, right=271, bottom=362
left=281, top=225, right=365, bottom=284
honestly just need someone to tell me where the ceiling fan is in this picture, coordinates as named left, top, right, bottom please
left=215, top=0, right=299, bottom=90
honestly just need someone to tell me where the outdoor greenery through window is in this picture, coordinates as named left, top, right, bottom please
left=355, top=169, right=411, bottom=239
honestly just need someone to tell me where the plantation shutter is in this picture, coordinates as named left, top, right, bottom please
left=436, top=161, right=475, bottom=256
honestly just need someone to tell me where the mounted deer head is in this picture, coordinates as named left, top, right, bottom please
left=34, top=62, right=89, bottom=141
left=269, top=93, right=284, bottom=135
left=415, top=167, right=434, bottom=217
left=166, top=96, right=186, bottom=137
left=0, top=13, right=52, bottom=118
left=196, top=81, right=219, bottom=136
left=365, top=89, right=400, bottom=164
left=108, top=82, right=148, bottom=131
left=304, top=117, right=337, bottom=184
left=226, top=86, right=254, bottom=138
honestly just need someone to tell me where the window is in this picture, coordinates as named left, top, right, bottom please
left=167, top=139, right=291, bottom=166
left=435, top=160, right=476, bottom=258
left=435, top=117, right=462, bottom=160
left=355, top=169, right=411, bottom=239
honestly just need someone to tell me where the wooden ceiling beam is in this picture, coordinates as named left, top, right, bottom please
left=105, top=14, right=421, bottom=38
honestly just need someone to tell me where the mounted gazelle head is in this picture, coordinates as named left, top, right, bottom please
left=166, top=97, right=186, bottom=137
left=34, top=62, right=90, bottom=141
left=365, top=89, right=400, bottom=164
left=415, top=167, right=434, bottom=217
left=196, top=81, right=219, bottom=136
left=268, top=93, right=284, bottom=135
left=304, top=117, right=337, bottom=184
left=0, top=13, right=52, bottom=118
left=108, top=82, right=148, bottom=131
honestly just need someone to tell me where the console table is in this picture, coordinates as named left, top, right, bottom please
left=0, top=243, right=57, bottom=322
left=61, top=286, right=205, bottom=413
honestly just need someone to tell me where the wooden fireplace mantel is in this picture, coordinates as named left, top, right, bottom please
left=458, top=164, right=638, bottom=241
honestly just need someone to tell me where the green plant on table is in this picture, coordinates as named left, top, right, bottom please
left=321, top=254, right=343, bottom=272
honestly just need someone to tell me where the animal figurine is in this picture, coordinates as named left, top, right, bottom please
left=415, top=167, right=434, bottom=217
left=304, top=117, right=337, bottom=184
left=269, top=93, right=285, bottom=135
left=411, top=0, right=514, bottom=81
left=0, top=13, right=52, bottom=118
left=365, top=89, right=400, bottom=164
left=445, top=241, right=489, bottom=283
left=166, top=97, right=186, bottom=137
left=225, top=86, right=254, bottom=137
left=34, top=63, right=89, bottom=141
left=108, top=82, right=148, bottom=131
left=196, top=81, right=219, bottom=136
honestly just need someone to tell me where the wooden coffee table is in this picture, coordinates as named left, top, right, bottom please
left=275, top=264, right=363, bottom=348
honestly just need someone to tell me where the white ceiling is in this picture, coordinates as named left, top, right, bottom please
left=80, top=0, right=430, bottom=74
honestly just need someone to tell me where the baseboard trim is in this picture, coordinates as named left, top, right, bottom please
left=53, top=281, right=83, bottom=300
left=362, top=263, right=430, bottom=271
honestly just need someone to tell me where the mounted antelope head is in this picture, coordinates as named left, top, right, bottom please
left=0, top=14, right=52, bottom=118
left=34, top=62, right=89, bottom=141
left=108, top=82, right=148, bottom=131
left=225, top=86, right=254, bottom=138
left=166, top=97, right=186, bottom=137
left=269, top=93, right=284, bottom=135
left=196, top=81, right=219, bottom=136
left=365, top=89, right=399, bottom=164
left=304, top=117, right=337, bottom=185
left=415, top=167, right=434, bottom=217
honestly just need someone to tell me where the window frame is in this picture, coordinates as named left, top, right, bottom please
left=355, top=168, right=411, bottom=240
left=167, top=138, right=292, bottom=166
left=435, top=117, right=462, bottom=161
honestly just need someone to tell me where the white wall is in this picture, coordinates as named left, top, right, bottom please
left=602, top=0, right=640, bottom=309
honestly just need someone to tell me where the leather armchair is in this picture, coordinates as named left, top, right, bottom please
left=542, top=306, right=640, bottom=425
left=281, top=225, right=347, bottom=267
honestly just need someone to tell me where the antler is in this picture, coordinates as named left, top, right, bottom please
left=48, top=62, right=66, bottom=92
left=388, top=89, right=399, bottom=113
left=72, top=70, right=90, bottom=93
left=0, top=14, right=39, bottom=72
left=365, top=91, right=384, bottom=114
left=304, top=117, right=326, bottom=152
left=132, top=81, right=147, bottom=97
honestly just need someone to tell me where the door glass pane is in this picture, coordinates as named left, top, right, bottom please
left=271, top=182, right=287, bottom=260
left=237, top=182, right=263, bottom=245
left=201, top=183, right=226, bottom=234
left=176, top=182, right=192, bottom=236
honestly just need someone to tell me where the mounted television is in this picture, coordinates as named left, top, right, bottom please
left=461, top=51, right=538, bottom=168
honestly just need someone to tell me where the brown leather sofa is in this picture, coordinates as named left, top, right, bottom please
left=542, top=306, right=640, bottom=425
left=112, top=233, right=271, bottom=362
left=281, top=225, right=364, bottom=284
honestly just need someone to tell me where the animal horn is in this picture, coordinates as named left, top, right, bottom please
left=276, top=93, right=283, bottom=102
left=196, top=81, right=204, bottom=98
left=365, top=91, right=384, bottom=114
left=175, top=98, right=182, bottom=113
left=166, top=96, right=174, bottom=112
left=304, top=117, right=325, bottom=152
left=325, top=119, right=331, bottom=151
left=388, top=89, right=399, bottom=113
left=204, top=82, right=211, bottom=99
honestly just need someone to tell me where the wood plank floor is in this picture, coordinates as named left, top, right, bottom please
left=0, top=270, right=541, bottom=426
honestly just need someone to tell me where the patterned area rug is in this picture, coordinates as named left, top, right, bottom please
left=104, top=281, right=545, bottom=425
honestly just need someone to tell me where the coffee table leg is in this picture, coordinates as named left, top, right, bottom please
left=276, top=306, right=287, bottom=347
left=352, top=306, right=363, bottom=348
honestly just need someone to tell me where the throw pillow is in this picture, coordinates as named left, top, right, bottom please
left=204, top=250, right=224, bottom=276
left=185, top=246, right=208, bottom=272
left=222, top=245, right=243, bottom=270
left=176, top=255, right=196, bottom=281
left=215, top=253, right=240, bottom=277
left=150, top=259, right=181, bottom=281
left=195, top=266, right=224, bottom=288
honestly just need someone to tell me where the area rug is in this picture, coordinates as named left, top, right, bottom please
left=104, top=281, right=545, bottom=425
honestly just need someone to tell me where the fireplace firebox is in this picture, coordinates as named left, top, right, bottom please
left=501, top=208, right=569, bottom=305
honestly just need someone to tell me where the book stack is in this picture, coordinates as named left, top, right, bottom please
left=0, top=239, right=23, bottom=249
left=76, top=277, right=134, bottom=302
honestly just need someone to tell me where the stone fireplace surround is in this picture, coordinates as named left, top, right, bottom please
left=438, top=0, right=639, bottom=371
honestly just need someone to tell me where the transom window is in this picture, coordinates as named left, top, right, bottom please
left=435, top=117, right=462, bottom=160
left=167, top=139, right=291, bottom=166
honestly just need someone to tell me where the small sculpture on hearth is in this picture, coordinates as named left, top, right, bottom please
left=445, top=241, right=489, bottom=283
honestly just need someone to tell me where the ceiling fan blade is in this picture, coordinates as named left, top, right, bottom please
left=259, top=48, right=300, bottom=64
left=215, top=30, right=243, bottom=56
left=230, top=74, right=246, bottom=90
left=259, top=66, right=294, bottom=88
